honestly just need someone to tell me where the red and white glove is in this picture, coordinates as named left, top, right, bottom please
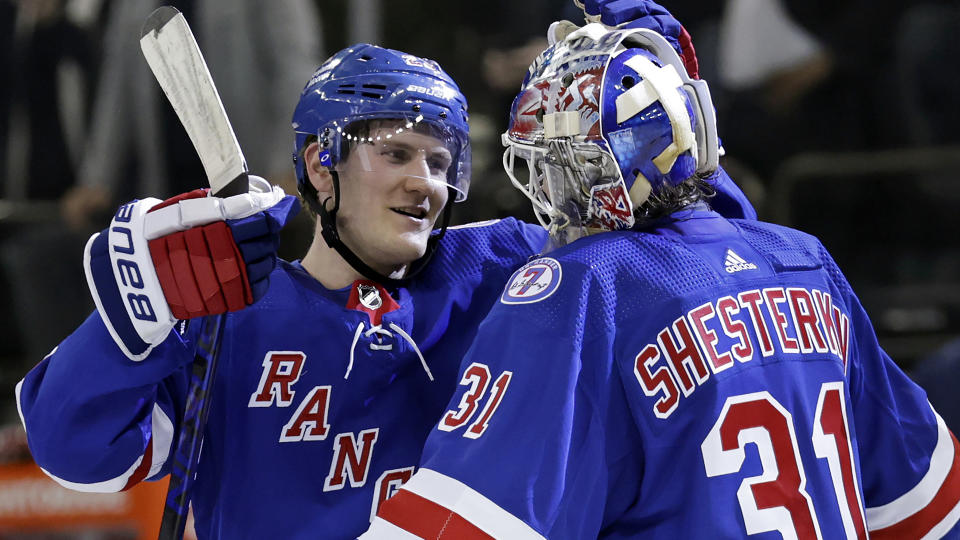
left=571, top=0, right=701, bottom=79
left=83, top=176, right=297, bottom=360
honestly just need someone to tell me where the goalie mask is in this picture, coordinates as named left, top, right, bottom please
left=291, top=43, right=471, bottom=284
left=503, top=24, right=719, bottom=246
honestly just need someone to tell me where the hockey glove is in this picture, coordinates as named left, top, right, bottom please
left=577, top=0, right=700, bottom=79
left=573, top=0, right=757, bottom=220
left=83, top=176, right=299, bottom=361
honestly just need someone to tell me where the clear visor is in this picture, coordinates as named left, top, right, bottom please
left=503, top=136, right=622, bottom=245
left=328, top=116, right=470, bottom=201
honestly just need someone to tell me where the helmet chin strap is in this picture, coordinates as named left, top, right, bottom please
left=307, top=169, right=454, bottom=289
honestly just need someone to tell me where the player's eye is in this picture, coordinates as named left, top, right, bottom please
left=381, top=147, right=410, bottom=162
left=427, top=154, right=452, bottom=175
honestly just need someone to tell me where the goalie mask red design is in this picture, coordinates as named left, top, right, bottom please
left=502, top=24, right=720, bottom=247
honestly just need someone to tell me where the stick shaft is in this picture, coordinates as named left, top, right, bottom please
left=158, top=314, right=226, bottom=539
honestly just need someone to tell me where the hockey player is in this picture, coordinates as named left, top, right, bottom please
left=16, top=44, right=547, bottom=539
left=364, top=23, right=960, bottom=539
left=16, top=3, right=757, bottom=538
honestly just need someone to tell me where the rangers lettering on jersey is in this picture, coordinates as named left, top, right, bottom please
left=246, top=351, right=411, bottom=515
left=248, top=351, right=306, bottom=407
left=324, top=429, right=380, bottom=491
left=279, top=386, right=332, bottom=442
left=634, top=287, right=850, bottom=419
left=370, top=467, right=415, bottom=523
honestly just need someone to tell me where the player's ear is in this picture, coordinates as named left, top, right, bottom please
left=304, top=141, right=333, bottom=200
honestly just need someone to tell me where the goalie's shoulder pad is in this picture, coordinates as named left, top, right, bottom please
left=84, top=197, right=177, bottom=361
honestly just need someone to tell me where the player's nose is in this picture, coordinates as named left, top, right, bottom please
left=405, top=153, right=432, bottom=179
left=400, top=158, right=434, bottom=193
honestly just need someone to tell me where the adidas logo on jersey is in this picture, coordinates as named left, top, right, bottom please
left=724, top=249, right=758, bottom=273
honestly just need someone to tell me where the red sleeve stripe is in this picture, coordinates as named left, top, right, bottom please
left=375, top=489, right=494, bottom=539
left=869, top=413, right=960, bottom=538
left=123, top=404, right=175, bottom=489
left=370, top=468, right=545, bottom=540
left=122, top=435, right=154, bottom=490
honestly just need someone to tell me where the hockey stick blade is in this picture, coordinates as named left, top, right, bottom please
left=140, top=6, right=245, bottom=540
left=140, top=6, right=248, bottom=196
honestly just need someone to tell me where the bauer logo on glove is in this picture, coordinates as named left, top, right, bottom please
left=83, top=176, right=299, bottom=361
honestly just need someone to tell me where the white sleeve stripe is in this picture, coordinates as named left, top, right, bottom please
left=14, top=349, right=58, bottom=431
left=359, top=518, right=426, bottom=539
left=17, top=378, right=172, bottom=493
left=920, top=500, right=960, bottom=540
left=39, top=455, right=144, bottom=493
left=148, top=404, right=174, bottom=478
left=866, top=408, right=954, bottom=529
left=402, top=468, right=546, bottom=540
left=15, top=377, right=29, bottom=433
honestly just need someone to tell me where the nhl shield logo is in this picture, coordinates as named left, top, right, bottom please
left=501, top=257, right=562, bottom=305
left=357, top=284, right=383, bottom=310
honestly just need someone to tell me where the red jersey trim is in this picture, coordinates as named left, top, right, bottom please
left=378, top=489, right=493, bottom=539
left=869, top=415, right=960, bottom=538
left=368, top=468, right=545, bottom=539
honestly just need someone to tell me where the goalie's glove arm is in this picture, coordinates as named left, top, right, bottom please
left=83, top=176, right=298, bottom=361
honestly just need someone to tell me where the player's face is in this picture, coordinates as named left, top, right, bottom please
left=334, top=127, right=452, bottom=275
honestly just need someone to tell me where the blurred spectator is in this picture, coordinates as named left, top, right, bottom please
left=0, top=0, right=106, bottom=423
left=896, top=1, right=960, bottom=146
left=718, top=0, right=829, bottom=111
left=900, top=2, right=960, bottom=418
left=707, top=0, right=960, bottom=378
left=703, top=0, right=838, bottom=183
left=1, top=0, right=322, bottom=422
left=710, top=0, right=960, bottom=183
left=62, top=0, right=323, bottom=231
left=2, top=0, right=102, bottom=201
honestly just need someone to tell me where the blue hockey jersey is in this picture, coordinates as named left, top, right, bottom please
left=366, top=207, right=960, bottom=539
left=16, top=218, right=546, bottom=539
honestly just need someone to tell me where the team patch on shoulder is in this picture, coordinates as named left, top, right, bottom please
left=501, top=257, right=562, bottom=305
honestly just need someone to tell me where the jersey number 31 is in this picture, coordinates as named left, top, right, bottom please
left=701, top=382, right=867, bottom=540
left=438, top=362, right=513, bottom=439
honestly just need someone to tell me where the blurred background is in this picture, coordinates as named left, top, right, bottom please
left=0, top=0, right=958, bottom=536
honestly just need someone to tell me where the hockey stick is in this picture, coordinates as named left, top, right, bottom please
left=140, top=7, right=249, bottom=539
